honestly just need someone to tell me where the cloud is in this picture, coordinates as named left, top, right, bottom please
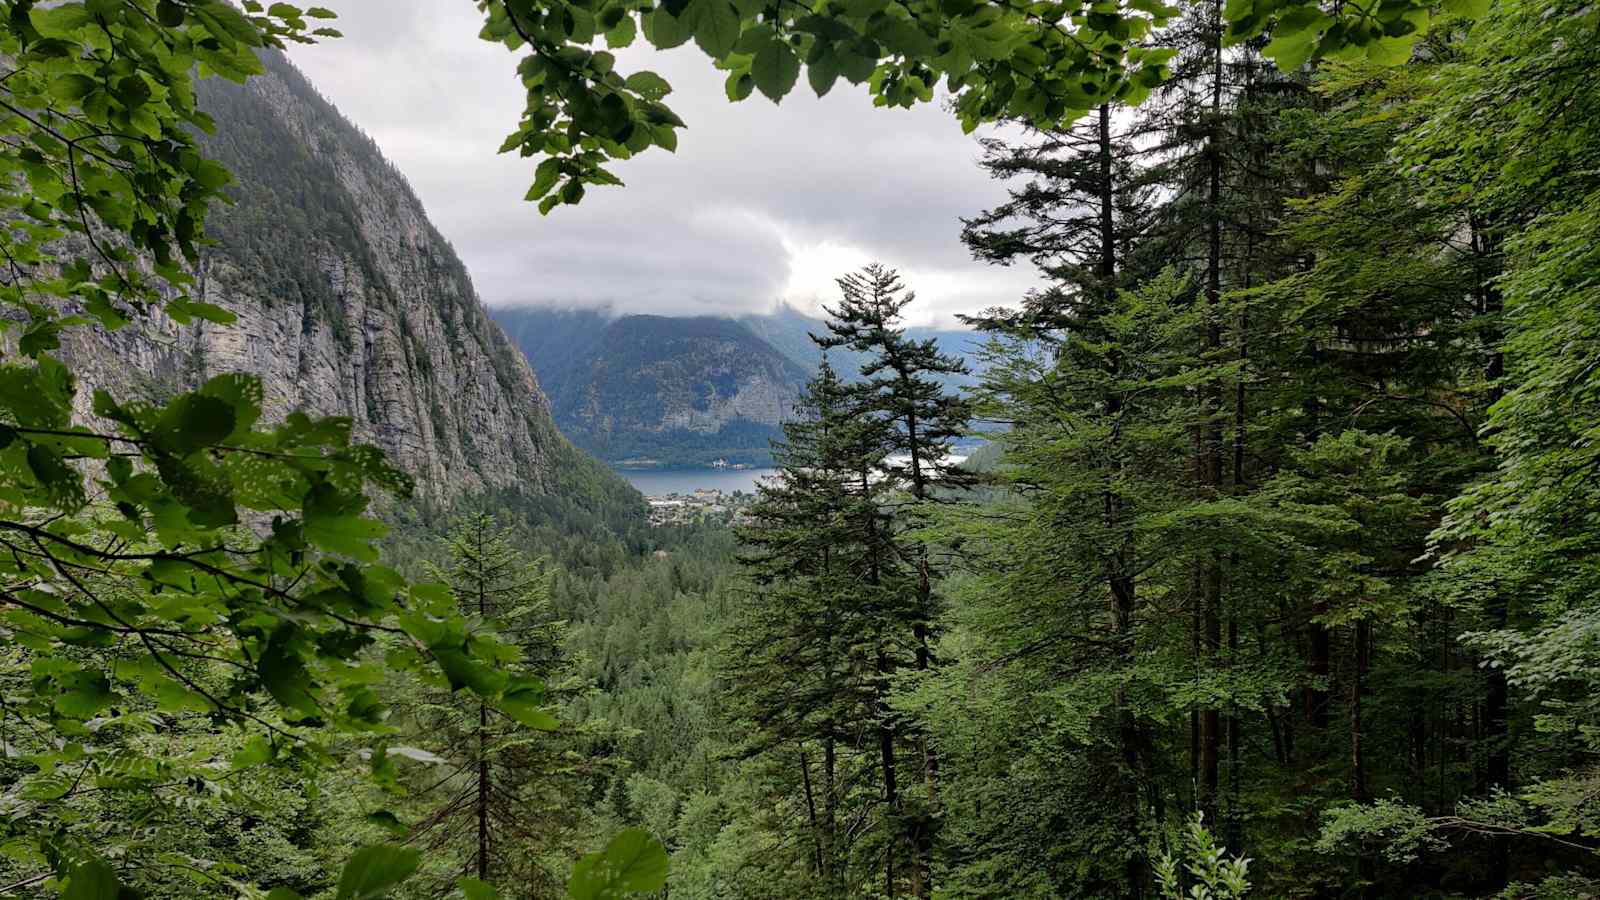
left=286, top=1, right=1039, bottom=326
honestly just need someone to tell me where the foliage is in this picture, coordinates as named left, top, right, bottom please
left=471, top=0, right=1467, bottom=211
left=1154, top=814, right=1251, bottom=900
left=0, top=3, right=658, bottom=897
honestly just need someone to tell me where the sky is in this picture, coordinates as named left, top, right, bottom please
left=285, top=2, right=1039, bottom=327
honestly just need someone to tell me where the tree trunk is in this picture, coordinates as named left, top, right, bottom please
left=476, top=529, right=491, bottom=883
left=477, top=700, right=489, bottom=882
left=1471, top=214, right=1511, bottom=888
left=1351, top=619, right=1369, bottom=804
left=1196, top=0, right=1226, bottom=824
left=824, top=736, right=838, bottom=890
left=800, top=748, right=823, bottom=875
left=878, top=644, right=900, bottom=898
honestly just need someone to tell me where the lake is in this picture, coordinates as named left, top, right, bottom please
left=615, top=467, right=779, bottom=496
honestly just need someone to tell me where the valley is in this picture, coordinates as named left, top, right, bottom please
left=2, top=3, right=1597, bottom=900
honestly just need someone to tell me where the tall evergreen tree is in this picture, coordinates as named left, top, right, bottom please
left=731, top=360, right=915, bottom=896
left=817, top=264, right=976, bottom=898
left=402, top=514, right=583, bottom=896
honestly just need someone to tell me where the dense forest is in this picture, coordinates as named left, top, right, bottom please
left=3, top=0, right=1600, bottom=898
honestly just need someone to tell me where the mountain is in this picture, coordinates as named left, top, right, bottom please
left=493, top=309, right=810, bottom=465
left=52, top=52, right=643, bottom=531
left=492, top=304, right=986, bottom=466
left=738, top=302, right=987, bottom=389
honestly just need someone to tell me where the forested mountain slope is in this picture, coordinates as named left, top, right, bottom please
left=493, top=308, right=810, bottom=464
left=50, top=52, right=640, bottom=525
left=492, top=304, right=983, bottom=463
left=738, top=301, right=983, bottom=388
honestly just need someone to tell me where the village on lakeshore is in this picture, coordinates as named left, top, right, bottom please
left=646, top=487, right=759, bottom=528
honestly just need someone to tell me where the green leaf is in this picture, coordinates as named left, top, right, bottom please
left=643, top=7, right=690, bottom=49
left=63, top=860, right=121, bottom=900
left=433, top=646, right=509, bottom=696
left=836, top=39, right=878, bottom=84
left=624, top=71, right=672, bottom=102
left=751, top=40, right=801, bottom=102
left=568, top=829, right=669, bottom=900
left=807, top=44, right=842, bottom=96
left=156, top=0, right=186, bottom=27
left=367, top=810, right=408, bottom=837
left=1365, top=33, right=1418, bottom=64
left=55, top=669, right=117, bottom=719
left=691, top=1, right=741, bottom=57
left=336, top=845, right=421, bottom=900
left=528, top=158, right=562, bottom=201
left=231, top=735, right=275, bottom=770
left=1439, top=0, right=1488, bottom=16
left=725, top=71, right=754, bottom=102
left=604, top=13, right=636, bottom=47
left=459, top=879, right=499, bottom=900
left=502, top=677, right=559, bottom=730
left=50, top=74, right=98, bottom=103
left=1263, top=29, right=1317, bottom=71
left=260, top=627, right=321, bottom=721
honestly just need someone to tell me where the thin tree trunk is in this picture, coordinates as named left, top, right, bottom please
left=1196, top=0, right=1227, bottom=824
left=1352, top=617, right=1371, bottom=897
left=476, top=525, right=491, bottom=883
left=878, top=643, right=899, bottom=898
left=477, top=700, right=490, bottom=882
left=1095, top=100, right=1146, bottom=898
left=1351, top=619, right=1369, bottom=804
left=1471, top=214, right=1511, bottom=888
left=800, top=748, right=823, bottom=875
left=824, top=736, right=838, bottom=890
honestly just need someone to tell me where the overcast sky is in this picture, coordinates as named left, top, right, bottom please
left=286, top=2, right=1038, bottom=326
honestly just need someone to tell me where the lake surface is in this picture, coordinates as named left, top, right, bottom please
left=615, top=467, right=779, bottom=496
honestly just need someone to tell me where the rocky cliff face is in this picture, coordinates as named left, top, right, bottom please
left=55, top=53, right=638, bottom=520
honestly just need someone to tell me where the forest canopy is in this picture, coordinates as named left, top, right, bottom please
left=10, top=0, right=1600, bottom=898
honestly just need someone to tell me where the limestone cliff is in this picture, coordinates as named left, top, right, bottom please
left=55, top=53, right=640, bottom=524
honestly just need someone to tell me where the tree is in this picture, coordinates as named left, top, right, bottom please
left=815, top=264, right=975, bottom=898
left=469, top=0, right=1460, bottom=212
left=0, top=3, right=666, bottom=895
left=731, top=360, right=913, bottom=896
left=396, top=513, right=605, bottom=895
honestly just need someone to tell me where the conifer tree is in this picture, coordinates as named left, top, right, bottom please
left=402, top=513, right=583, bottom=895
left=817, top=264, right=975, bottom=898
left=731, top=360, right=913, bottom=896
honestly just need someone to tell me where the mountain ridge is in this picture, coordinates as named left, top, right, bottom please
left=491, top=304, right=983, bottom=465
left=52, top=52, right=643, bottom=530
